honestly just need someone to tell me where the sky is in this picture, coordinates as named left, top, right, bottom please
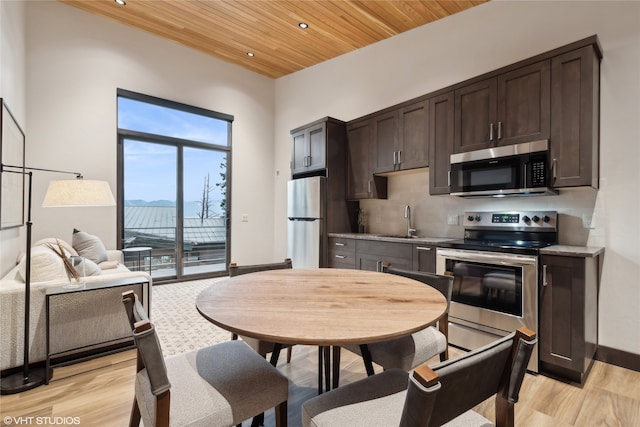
left=118, top=96, right=228, bottom=204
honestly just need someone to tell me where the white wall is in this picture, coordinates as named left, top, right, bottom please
left=275, top=1, right=640, bottom=355
left=20, top=1, right=276, bottom=265
left=0, top=0, right=27, bottom=275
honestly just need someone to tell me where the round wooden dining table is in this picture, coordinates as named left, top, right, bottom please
left=195, top=268, right=447, bottom=392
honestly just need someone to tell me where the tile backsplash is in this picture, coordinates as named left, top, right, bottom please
left=358, top=169, right=603, bottom=247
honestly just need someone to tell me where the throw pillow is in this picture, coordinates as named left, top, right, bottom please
left=98, top=260, right=119, bottom=270
left=33, top=238, right=78, bottom=257
left=17, top=246, right=65, bottom=283
left=75, top=257, right=102, bottom=277
left=72, top=229, right=108, bottom=264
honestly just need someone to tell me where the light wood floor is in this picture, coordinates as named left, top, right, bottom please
left=1, top=345, right=639, bottom=426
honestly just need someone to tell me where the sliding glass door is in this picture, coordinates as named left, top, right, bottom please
left=182, top=147, right=228, bottom=276
left=121, top=138, right=229, bottom=280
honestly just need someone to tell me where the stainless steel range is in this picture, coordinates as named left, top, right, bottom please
left=436, top=210, right=558, bottom=372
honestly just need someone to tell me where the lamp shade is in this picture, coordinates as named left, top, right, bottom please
left=42, top=179, right=116, bottom=207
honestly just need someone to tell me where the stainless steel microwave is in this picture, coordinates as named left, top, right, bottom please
left=449, top=140, right=557, bottom=197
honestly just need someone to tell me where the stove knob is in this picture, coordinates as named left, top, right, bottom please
left=522, top=215, right=530, bottom=223
left=532, top=215, right=540, bottom=223
left=467, top=215, right=475, bottom=222
left=543, top=215, right=551, bottom=223
left=475, top=215, right=482, bottom=222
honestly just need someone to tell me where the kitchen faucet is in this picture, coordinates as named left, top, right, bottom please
left=404, top=205, right=417, bottom=237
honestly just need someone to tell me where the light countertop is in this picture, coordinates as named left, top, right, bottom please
left=540, top=245, right=604, bottom=257
left=328, top=233, right=455, bottom=245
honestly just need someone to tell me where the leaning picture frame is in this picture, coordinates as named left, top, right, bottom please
left=0, top=98, right=26, bottom=229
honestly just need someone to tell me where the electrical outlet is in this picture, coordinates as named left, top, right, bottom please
left=241, top=214, right=249, bottom=222
left=447, top=214, right=459, bottom=225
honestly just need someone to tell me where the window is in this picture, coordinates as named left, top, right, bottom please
left=117, top=89, right=233, bottom=282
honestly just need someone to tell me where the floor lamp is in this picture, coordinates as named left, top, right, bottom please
left=0, top=163, right=115, bottom=395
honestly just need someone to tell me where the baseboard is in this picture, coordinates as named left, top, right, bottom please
left=596, top=345, right=640, bottom=372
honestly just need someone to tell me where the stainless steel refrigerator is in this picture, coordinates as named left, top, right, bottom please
left=287, top=176, right=327, bottom=268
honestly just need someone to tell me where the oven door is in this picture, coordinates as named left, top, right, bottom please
left=436, top=248, right=538, bottom=371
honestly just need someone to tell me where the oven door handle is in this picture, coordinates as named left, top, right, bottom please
left=437, top=249, right=537, bottom=266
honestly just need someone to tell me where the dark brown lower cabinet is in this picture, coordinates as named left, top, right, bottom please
left=328, top=237, right=356, bottom=269
left=539, top=253, right=601, bottom=385
left=413, top=244, right=437, bottom=273
left=355, top=240, right=412, bottom=271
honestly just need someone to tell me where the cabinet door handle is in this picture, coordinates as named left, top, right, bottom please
left=368, top=180, right=372, bottom=194
left=447, top=170, right=451, bottom=187
left=335, top=255, right=346, bottom=259
left=489, top=123, right=495, bottom=141
left=393, top=151, right=397, bottom=165
left=334, top=242, right=345, bottom=247
left=397, top=150, right=401, bottom=165
left=542, top=264, right=548, bottom=287
left=497, top=121, right=502, bottom=140
left=552, top=158, right=557, bottom=180
left=416, top=246, right=432, bottom=251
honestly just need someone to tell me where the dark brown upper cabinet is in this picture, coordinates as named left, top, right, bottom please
left=454, top=60, right=551, bottom=153
left=372, top=100, right=429, bottom=174
left=346, top=119, right=387, bottom=200
left=291, top=121, right=327, bottom=175
left=550, top=45, right=600, bottom=188
left=398, top=100, right=430, bottom=170
left=371, top=111, right=399, bottom=173
left=428, top=92, right=454, bottom=195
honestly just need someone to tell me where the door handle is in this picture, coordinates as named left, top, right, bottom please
left=489, top=123, right=495, bottom=141
left=334, top=242, right=345, bottom=247
left=335, top=255, right=345, bottom=259
left=497, top=121, right=502, bottom=140
left=416, top=246, right=432, bottom=251
left=552, top=158, right=557, bottom=181
left=542, top=264, right=548, bottom=287
left=393, top=151, right=397, bottom=165
left=397, top=150, right=401, bottom=166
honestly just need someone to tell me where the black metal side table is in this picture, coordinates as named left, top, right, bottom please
left=45, top=276, right=150, bottom=383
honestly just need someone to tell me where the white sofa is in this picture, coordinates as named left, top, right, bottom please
left=0, top=236, right=152, bottom=373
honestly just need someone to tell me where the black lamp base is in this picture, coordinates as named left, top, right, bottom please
left=0, top=367, right=47, bottom=395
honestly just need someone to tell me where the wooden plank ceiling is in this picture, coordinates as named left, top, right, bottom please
left=60, top=0, right=487, bottom=79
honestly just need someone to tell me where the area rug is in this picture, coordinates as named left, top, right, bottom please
left=151, top=277, right=233, bottom=357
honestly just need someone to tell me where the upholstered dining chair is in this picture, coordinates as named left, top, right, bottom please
left=121, top=291, right=288, bottom=427
left=343, top=266, right=454, bottom=374
left=229, top=258, right=294, bottom=364
left=302, top=327, right=536, bottom=427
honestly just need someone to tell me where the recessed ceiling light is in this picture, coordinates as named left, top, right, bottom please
left=298, top=22, right=309, bottom=29
left=114, top=0, right=126, bottom=5
left=247, top=52, right=255, bottom=57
